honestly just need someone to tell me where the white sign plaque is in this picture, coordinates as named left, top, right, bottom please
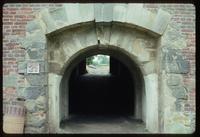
left=27, top=62, right=40, bottom=73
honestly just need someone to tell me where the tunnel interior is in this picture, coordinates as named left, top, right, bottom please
left=68, top=56, right=135, bottom=116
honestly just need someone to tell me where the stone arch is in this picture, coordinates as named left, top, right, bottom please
left=18, top=3, right=191, bottom=134
left=47, top=21, right=159, bottom=133
left=60, top=44, right=145, bottom=117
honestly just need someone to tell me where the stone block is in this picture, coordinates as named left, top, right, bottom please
left=102, top=4, right=114, bottom=22
left=20, top=31, right=46, bottom=49
left=175, top=99, right=182, bottom=111
left=23, top=86, right=46, bottom=100
left=25, top=99, right=36, bottom=113
left=94, top=3, right=103, bottom=22
left=36, top=96, right=46, bottom=111
left=40, top=8, right=57, bottom=33
left=79, top=4, right=95, bottom=22
left=17, top=61, right=27, bottom=74
left=27, top=49, right=46, bottom=60
left=26, top=74, right=47, bottom=86
left=49, top=62, right=61, bottom=74
left=126, top=4, right=155, bottom=30
left=177, top=59, right=190, bottom=74
left=143, top=61, right=155, bottom=75
left=126, top=4, right=143, bottom=24
left=26, top=19, right=42, bottom=33
left=24, top=126, right=46, bottom=133
left=167, top=75, right=181, bottom=86
left=166, top=60, right=189, bottom=74
left=26, top=112, right=46, bottom=128
left=50, top=7, right=68, bottom=22
left=3, top=75, right=17, bottom=87
left=32, top=42, right=46, bottom=49
left=94, top=3, right=114, bottom=22
left=17, top=87, right=25, bottom=97
left=151, top=9, right=171, bottom=35
left=162, top=26, right=187, bottom=49
left=162, top=48, right=190, bottom=74
left=166, top=122, right=191, bottom=133
left=63, top=4, right=81, bottom=25
left=170, top=86, right=187, bottom=99
left=96, top=23, right=112, bottom=45
left=164, top=112, right=193, bottom=133
left=19, top=38, right=32, bottom=49
left=39, top=61, right=48, bottom=73
left=109, top=26, right=126, bottom=47
left=113, top=4, right=127, bottom=22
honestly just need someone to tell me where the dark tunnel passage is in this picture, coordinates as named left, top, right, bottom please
left=68, top=56, right=135, bottom=116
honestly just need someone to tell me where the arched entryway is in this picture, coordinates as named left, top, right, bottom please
left=58, top=45, right=146, bottom=133
left=47, top=22, right=159, bottom=133
left=17, top=3, right=192, bottom=134
left=68, top=56, right=135, bottom=116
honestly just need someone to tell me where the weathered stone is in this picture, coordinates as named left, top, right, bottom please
left=40, top=8, right=57, bottom=32
left=126, top=4, right=156, bottom=30
left=102, top=4, right=114, bottom=22
left=143, top=61, right=155, bottom=75
left=36, top=96, right=46, bottom=111
left=162, top=47, right=190, bottom=74
left=17, top=61, right=27, bottom=74
left=26, top=74, right=47, bottom=86
left=177, top=59, right=190, bottom=74
left=20, top=39, right=31, bottom=49
left=166, top=122, right=191, bottom=133
left=16, top=87, right=25, bottom=97
left=63, top=4, right=81, bottom=25
left=165, top=112, right=192, bottom=133
left=79, top=4, right=94, bottom=22
left=166, top=59, right=189, bottom=74
left=170, top=86, right=187, bottom=99
left=162, top=25, right=187, bottom=49
left=94, top=3, right=103, bottom=22
left=3, top=75, right=17, bottom=87
left=26, top=19, right=42, bottom=33
left=26, top=112, right=46, bottom=128
left=49, top=62, right=61, bottom=74
left=39, top=61, right=48, bottom=73
left=50, top=7, right=68, bottom=22
left=151, top=9, right=171, bottom=35
left=31, top=42, right=46, bottom=49
left=25, top=99, right=36, bottom=113
left=19, top=31, right=46, bottom=49
left=175, top=99, right=182, bottom=111
left=96, top=23, right=112, bottom=45
left=24, top=126, right=46, bottom=133
left=23, top=86, right=46, bottom=99
left=113, top=4, right=127, bottom=22
left=27, top=49, right=45, bottom=60
left=167, top=75, right=181, bottom=86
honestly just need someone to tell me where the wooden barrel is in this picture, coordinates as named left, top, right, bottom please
left=3, top=98, right=26, bottom=133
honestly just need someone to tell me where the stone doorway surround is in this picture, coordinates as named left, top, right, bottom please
left=17, top=4, right=191, bottom=133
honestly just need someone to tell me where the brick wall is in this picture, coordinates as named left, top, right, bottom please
left=144, top=4, right=195, bottom=114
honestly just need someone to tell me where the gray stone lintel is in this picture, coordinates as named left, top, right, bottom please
left=43, top=4, right=171, bottom=36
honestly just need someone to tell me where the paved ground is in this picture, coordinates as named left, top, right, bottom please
left=60, top=115, right=149, bottom=134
